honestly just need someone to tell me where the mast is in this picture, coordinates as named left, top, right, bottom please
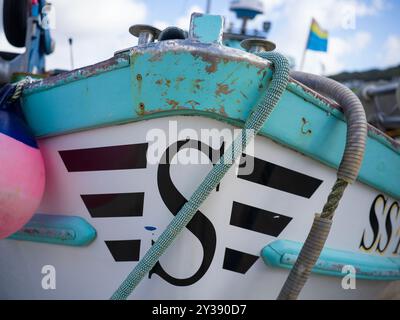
left=68, top=38, right=75, bottom=70
left=206, top=0, right=211, bottom=14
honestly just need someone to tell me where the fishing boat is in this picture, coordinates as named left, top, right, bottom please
left=0, top=0, right=399, bottom=300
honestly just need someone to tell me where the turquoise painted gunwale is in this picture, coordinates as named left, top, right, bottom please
left=21, top=41, right=400, bottom=200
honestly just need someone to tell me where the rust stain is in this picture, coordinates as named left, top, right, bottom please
left=204, top=106, right=228, bottom=117
left=206, top=63, right=217, bottom=73
left=216, top=83, right=234, bottom=96
left=155, top=79, right=163, bottom=85
left=148, top=52, right=163, bottom=62
left=165, top=79, right=171, bottom=88
left=198, top=54, right=219, bottom=74
left=166, top=99, right=180, bottom=109
left=219, top=106, right=228, bottom=117
left=136, top=106, right=165, bottom=116
left=137, top=102, right=145, bottom=115
left=192, top=79, right=204, bottom=92
left=136, top=74, right=142, bottom=94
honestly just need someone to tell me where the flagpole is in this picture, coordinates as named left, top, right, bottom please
left=299, top=19, right=313, bottom=71
left=299, top=48, right=307, bottom=71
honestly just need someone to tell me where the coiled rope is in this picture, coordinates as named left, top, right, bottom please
left=10, top=77, right=31, bottom=102
left=110, top=51, right=290, bottom=300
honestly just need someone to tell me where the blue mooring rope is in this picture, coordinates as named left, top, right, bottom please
left=110, top=51, right=290, bottom=300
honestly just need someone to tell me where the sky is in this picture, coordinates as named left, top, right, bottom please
left=0, top=0, right=399, bottom=75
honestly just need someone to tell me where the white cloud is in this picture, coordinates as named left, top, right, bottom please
left=0, top=0, right=391, bottom=74
left=176, top=5, right=204, bottom=30
left=303, top=31, right=372, bottom=74
left=326, top=32, right=371, bottom=73
left=380, top=35, right=400, bottom=67
left=258, top=0, right=385, bottom=30
left=353, top=31, right=372, bottom=48
left=244, top=0, right=385, bottom=74
left=46, top=0, right=147, bottom=70
left=153, top=20, right=170, bottom=31
left=0, top=0, right=204, bottom=71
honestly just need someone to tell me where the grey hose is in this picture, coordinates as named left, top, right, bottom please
left=277, top=71, right=368, bottom=300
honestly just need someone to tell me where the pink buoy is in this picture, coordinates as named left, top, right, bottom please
left=0, top=107, right=45, bottom=239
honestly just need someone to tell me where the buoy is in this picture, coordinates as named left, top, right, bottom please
left=0, top=86, right=45, bottom=239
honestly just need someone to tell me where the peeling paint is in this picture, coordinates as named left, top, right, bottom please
left=215, top=83, right=234, bottom=96
left=166, top=99, right=180, bottom=109
left=148, top=52, right=163, bottom=62
left=186, top=100, right=200, bottom=109
left=201, top=55, right=218, bottom=73
left=219, top=106, right=228, bottom=117
left=137, top=102, right=146, bottom=115
left=24, top=55, right=130, bottom=94
left=193, top=79, right=204, bottom=91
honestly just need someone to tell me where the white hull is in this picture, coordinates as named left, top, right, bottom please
left=0, top=117, right=398, bottom=299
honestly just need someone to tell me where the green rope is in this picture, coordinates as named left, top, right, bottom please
left=277, top=178, right=349, bottom=300
left=110, top=51, right=290, bottom=300
left=321, top=178, right=348, bottom=220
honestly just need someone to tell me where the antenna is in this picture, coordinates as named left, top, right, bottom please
left=68, top=37, right=74, bottom=70
left=229, top=0, right=264, bottom=34
left=206, top=0, right=211, bottom=14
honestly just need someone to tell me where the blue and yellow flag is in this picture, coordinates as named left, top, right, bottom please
left=306, top=19, right=328, bottom=52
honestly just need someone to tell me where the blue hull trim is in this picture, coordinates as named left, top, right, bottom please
left=262, top=240, right=400, bottom=281
left=8, top=214, right=97, bottom=247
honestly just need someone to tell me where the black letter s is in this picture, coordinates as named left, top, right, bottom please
left=360, top=195, right=383, bottom=251
left=150, top=140, right=220, bottom=286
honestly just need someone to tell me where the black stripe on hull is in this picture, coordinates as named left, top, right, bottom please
left=238, top=154, right=322, bottom=199
left=223, top=248, right=259, bottom=274
left=81, top=193, right=144, bottom=218
left=105, top=240, right=141, bottom=262
left=59, top=143, right=148, bottom=172
left=230, top=202, right=292, bottom=237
